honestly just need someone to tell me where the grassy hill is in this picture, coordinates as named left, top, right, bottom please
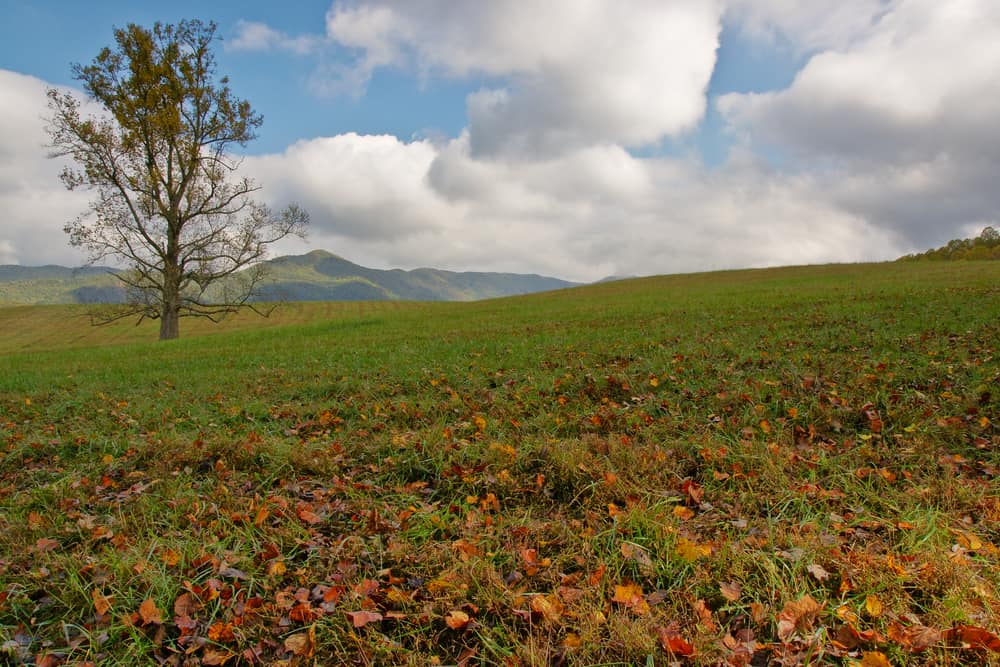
left=0, top=250, right=579, bottom=305
left=1, top=261, right=998, bottom=665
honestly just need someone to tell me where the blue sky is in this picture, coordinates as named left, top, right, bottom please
left=1, top=1, right=997, bottom=280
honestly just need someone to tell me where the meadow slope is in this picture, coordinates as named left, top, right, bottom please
left=1, top=261, right=998, bottom=666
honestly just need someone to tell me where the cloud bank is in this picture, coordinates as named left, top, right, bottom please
left=3, top=0, right=998, bottom=280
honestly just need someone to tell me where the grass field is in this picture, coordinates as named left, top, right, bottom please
left=1, top=261, right=998, bottom=666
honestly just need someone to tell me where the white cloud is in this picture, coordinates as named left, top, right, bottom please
left=0, top=70, right=89, bottom=266
left=724, top=0, right=894, bottom=52
left=241, top=132, right=898, bottom=282
left=719, top=0, right=1000, bottom=247
left=324, top=0, right=723, bottom=157
left=226, top=20, right=321, bottom=55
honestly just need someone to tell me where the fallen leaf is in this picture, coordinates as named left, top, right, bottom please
left=886, top=621, right=941, bottom=652
left=530, top=595, right=563, bottom=623
left=208, top=621, right=236, bottom=643
left=612, top=582, right=650, bottom=615
left=675, top=537, right=711, bottom=562
left=139, top=598, right=162, bottom=626
left=620, top=542, right=653, bottom=570
left=808, top=563, right=831, bottom=582
left=943, top=625, right=1000, bottom=653
left=284, top=625, right=316, bottom=657
left=345, top=610, right=383, bottom=628
left=92, top=589, right=112, bottom=616
left=865, top=594, right=883, bottom=619
left=35, top=538, right=60, bottom=552
left=201, top=649, right=235, bottom=665
left=719, top=581, right=742, bottom=602
left=860, top=651, right=893, bottom=667
left=445, top=609, right=471, bottom=629
left=777, top=595, right=821, bottom=643
left=657, top=623, right=696, bottom=657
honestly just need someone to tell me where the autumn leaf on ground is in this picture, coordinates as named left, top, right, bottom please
left=201, top=649, right=235, bottom=666
left=530, top=594, right=563, bottom=623
left=777, top=595, right=821, bottom=643
left=886, top=621, right=941, bottom=652
left=864, top=594, right=883, bottom=619
left=675, top=537, right=711, bottom=562
left=681, top=479, right=704, bottom=504
left=942, top=625, right=1000, bottom=653
left=346, top=610, right=383, bottom=628
left=612, top=582, right=650, bottom=615
left=620, top=542, right=653, bottom=571
left=92, top=589, right=112, bottom=616
left=808, top=563, right=831, bottom=582
left=34, top=538, right=60, bottom=552
left=445, top=609, right=471, bottom=630
left=719, top=581, right=741, bottom=602
left=138, top=597, right=162, bottom=626
left=284, top=625, right=316, bottom=657
left=859, top=651, right=893, bottom=667
left=657, top=622, right=696, bottom=657
left=207, top=621, right=236, bottom=643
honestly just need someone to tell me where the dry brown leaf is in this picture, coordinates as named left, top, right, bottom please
left=284, top=624, right=316, bottom=657
left=808, top=563, right=831, bottom=582
left=138, top=597, right=162, bottom=626
left=720, top=581, right=742, bottom=602
left=777, top=595, right=821, bottom=643
left=92, top=589, right=112, bottom=616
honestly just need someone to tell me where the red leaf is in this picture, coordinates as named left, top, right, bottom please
left=943, top=625, right=1000, bottom=653
left=657, top=624, right=695, bottom=657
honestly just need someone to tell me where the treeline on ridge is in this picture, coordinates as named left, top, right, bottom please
left=898, top=226, right=1000, bottom=261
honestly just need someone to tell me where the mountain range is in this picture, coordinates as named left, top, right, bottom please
left=0, top=250, right=581, bottom=305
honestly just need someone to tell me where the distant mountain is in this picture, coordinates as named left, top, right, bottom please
left=0, top=251, right=579, bottom=305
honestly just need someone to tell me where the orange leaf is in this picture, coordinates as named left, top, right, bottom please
left=92, top=589, right=112, bottom=616
left=139, top=597, right=163, bottom=626
left=345, top=610, right=383, bottom=628
left=860, top=651, right=893, bottom=667
left=445, top=609, right=471, bottom=630
left=865, top=594, right=883, bottom=619
left=612, top=583, right=650, bottom=615
left=943, top=625, right=1000, bottom=652
left=530, top=595, right=563, bottom=623
left=207, top=621, right=236, bottom=643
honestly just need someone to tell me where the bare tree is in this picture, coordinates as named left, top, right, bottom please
left=46, top=19, right=308, bottom=340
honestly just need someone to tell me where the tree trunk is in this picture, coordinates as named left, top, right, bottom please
left=159, top=263, right=181, bottom=340
left=159, top=304, right=179, bottom=340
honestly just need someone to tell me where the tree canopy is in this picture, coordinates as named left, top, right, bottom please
left=47, top=19, right=308, bottom=340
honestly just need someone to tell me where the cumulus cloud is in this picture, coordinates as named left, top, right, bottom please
left=719, top=0, right=1000, bottom=247
left=226, top=20, right=321, bottom=55
left=239, top=132, right=897, bottom=282
left=324, top=0, right=723, bottom=157
left=0, top=70, right=89, bottom=266
left=724, top=0, right=893, bottom=52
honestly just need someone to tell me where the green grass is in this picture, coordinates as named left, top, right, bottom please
left=1, top=261, right=998, bottom=666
